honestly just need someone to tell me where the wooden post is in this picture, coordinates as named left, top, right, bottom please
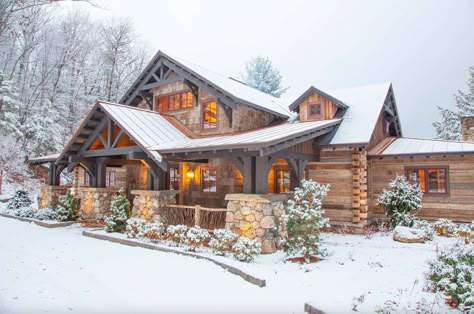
left=195, top=205, right=201, bottom=227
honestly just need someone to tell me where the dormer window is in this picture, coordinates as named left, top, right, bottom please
left=309, top=103, right=321, bottom=117
left=156, top=91, right=193, bottom=112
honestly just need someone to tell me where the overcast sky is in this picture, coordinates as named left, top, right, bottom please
left=89, top=0, right=473, bottom=138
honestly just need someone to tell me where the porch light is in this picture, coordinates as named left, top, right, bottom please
left=186, top=169, right=195, bottom=179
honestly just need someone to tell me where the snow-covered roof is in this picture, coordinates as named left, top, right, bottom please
left=175, top=57, right=292, bottom=118
left=29, top=153, right=60, bottom=163
left=376, top=137, right=474, bottom=156
left=151, top=119, right=341, bottom=153
left=328, top=82, right=392, bottom=145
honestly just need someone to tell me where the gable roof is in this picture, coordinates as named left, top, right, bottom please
left=371, top=137, right=474, bottom=156
left=56, top=101, right=188, bottom=166
left=328, top=82, right=394, bottom=145
left=288, top=86, right=348, bottom=112
left=119, top=51, right=291, bottom=118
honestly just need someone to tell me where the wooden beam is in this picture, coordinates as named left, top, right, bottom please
left=242, top=157, right=256, bottom=194
left=107, top=120, right=114, bottom=149
left=139, top=78, right=183, bottom=91
left=111, top=130, right=125, bottom=148
left=96, top=157, right=109, bottom=188
left=82, top=146, right=142, bottom=158
left=77, top=117, right=109, bottom=156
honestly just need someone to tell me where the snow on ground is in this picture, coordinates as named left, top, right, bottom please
left=0, top=216, right=458, bottom=313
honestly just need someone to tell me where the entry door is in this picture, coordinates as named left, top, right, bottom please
left=275, top=168, right=291, bottom=193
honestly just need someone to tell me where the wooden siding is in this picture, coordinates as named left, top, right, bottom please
left=298, top=92, right=338, bottom=122
left=285, top=139, right=315, bottom=155
left=367, top=109, right=391, bottom=151
left=369, top=155, right=474, bottom=222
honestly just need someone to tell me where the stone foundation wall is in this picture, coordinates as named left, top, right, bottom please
left=78, top=187, right=119, bottom=220
left=38, top=185, right=70, bottom=209
left=131, top=190, right=179, bottom=221
left=224, top=194, right=288, bottom=254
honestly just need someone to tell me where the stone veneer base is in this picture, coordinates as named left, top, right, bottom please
left=82, top=230, right=266, bottom=287
left=131, top=190, right=179, bottom=221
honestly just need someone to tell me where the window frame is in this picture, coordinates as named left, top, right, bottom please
left=106, top=170, right=116, bottom=188
left=308, top=102, right=322, bottom=118
left=155, top=90, right=193, bottom=112
left=202, top=101, right=218, bottom=130
left=405, top=166, right=449, bottom=196
left=274, top=167, right=292, bottom=193
left=201, top=167, right=217, bottom=193
left=168, top=166, right=180, bottom=191
left=84, top=172, right=91, bottom=186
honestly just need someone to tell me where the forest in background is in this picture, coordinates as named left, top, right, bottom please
left=0, top=0, right=151, bottom=158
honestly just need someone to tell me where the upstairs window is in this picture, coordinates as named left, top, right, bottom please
left=201, top=168, right=217, bottom=192
left=308, top=103, right=321, bottom=117
left=156, top=91, right=193, bottom=112
left=202, top=101, right=218, bottom=129
left=406, top=167, right=448, bottom=195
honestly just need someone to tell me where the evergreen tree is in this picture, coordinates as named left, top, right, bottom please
left=284, top=180, right=330, bottom=263
left=7, top=189, right=32, bottom=209
left=433, top=66, right=474, bottom=140
left=0, top=71, right=21, bottom=139
left=241, top=55, right=288, bottom=98
left=56, top=189, right=80, bottom=221
left=104, top=187, right=131, bottom=232
left=377, top=176, right=423, bottom=227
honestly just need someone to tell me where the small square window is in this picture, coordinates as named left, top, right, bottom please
left=309, top=103, right=321, bottom=117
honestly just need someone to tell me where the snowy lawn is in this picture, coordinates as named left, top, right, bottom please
left=0, top=216, right=459, bottom=313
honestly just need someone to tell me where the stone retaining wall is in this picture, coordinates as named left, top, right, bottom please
left=79, top=187, right=119, bottom=220
left=38, top=185, right=70, bottom=209
left=131, top=190, right=179, bottom=221
left=224, top=194, right=288, bottom=254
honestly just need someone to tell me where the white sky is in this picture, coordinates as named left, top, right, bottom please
left=86, top=0, right=474, bottom=138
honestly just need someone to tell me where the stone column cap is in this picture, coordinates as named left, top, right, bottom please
left=225, top=193, right=288, bottom=203
left=130, top=190, right=180, bottom=196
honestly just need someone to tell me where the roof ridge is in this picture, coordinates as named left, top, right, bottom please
left=397, top=136, right=474, bottom=144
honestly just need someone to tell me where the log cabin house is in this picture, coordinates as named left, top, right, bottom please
left=31, top=51, right=474, bottom=252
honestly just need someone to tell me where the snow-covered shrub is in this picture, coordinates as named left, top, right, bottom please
left=166, top=224, right=188, bottom=246
left=232, top=236, right=261, bottom=262
left=413, top=219, right=435, bottom=241
left=33, top=208, right=58, bottom=221
left=209, top=228, right=238, bottom=255
left=125, top=217, right=147, bottom=238
left=377, top=176, right=423, bottom=228
left=186, top=226, right=210, bottom=252
left=432, top=218, right=457, bottom=236
left=453, top=221, right=474, bottom=244
left=6, top=206, right=58, bottom=220
left=284, top=180, right=330, bottom=262
left=104, top=187, right=131, bottom=233
left=7, top=189, right=32, bottom=210
left=143, top=222, right=166, bottom=242
left=56, top=189, right=79, bottom=222
left=426, top=240, right=474, bottom=312
left=13, top=206, right=37, bottom=218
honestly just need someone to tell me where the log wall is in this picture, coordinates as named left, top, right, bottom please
left=369, top=155, right=474, bottom=222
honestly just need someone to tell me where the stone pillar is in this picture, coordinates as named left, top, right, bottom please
left=461, top=116, right=474, bottom=141
left=38, top=185, right=70, bottom=209
left=224, top=193, right=288, bottom=254
left=79, top=187, right=119, bottom=220
left=131, top=190, right=179, bottom=221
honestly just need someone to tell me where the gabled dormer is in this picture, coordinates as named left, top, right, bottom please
left=288, top=86, right=348, bottom=122
left=119, top=51, right=290, bottom=137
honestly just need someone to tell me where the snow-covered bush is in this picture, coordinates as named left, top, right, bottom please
left=166, top=224, right=188, bottom=246
left=13, top=206, right=37, bottom=218
left=6, top=206, right=58, bottom=221
left=33, top=208, right=58, bottom=221
left=426, top=240, right=474, bottom=312
left=104, top=188, right=131, bottom=233
left=125, top=217, right=147, bottom=238
left=7, top=189, right=32, bottom=210
left=186, top=226, right=210, bottom=252
left=413, top=219, right=435, bottom=241
left=433, top=218, right=457, bottom=236
left=232, top=236, right=261, bottom=262
left=209, top=228, right=238, bottom=255
left=453, top=221, right=474, bottom=244
left=56, top=189, right=79, bottom=222
left=143, top=222, right=166, bottom=242
left=377, top=176, right=423, bottom=228
left=283, top=180, right=330, bottom=262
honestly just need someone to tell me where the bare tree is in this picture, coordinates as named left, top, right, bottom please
left=0, top=135, right=30, bottom=194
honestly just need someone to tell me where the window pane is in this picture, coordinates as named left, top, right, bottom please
left=169, top=167, right=180, bottom=190
left=203, top=101, right=217, bottom=129
left=309, top=103, right=321, bottom=116
left=276, top=169, right=290, bottom=193
left=427, top=168, right=447, bottom=193
left=408, top=169, right=425, bottom=192
left=201, top=168, right=217, bottom=192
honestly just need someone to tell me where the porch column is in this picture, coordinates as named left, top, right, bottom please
left=286, top=158, right=307, bottom=189
left=143, top=159, right=167, bottom=190
left=48, top=162, right=65, bottom=186
left=242, top=157, right=256, bottom=194
left=96, top=157, right=110, bottom=188
left=255, top=156, right=272, bottom=194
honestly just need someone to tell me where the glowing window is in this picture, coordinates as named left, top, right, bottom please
left=156, top=91, right=193, bottom=112
left=202, top=101, right=218, bottom=129
left=406, top=167, right=448, bottom=194
left=201, top=168, right=217, bottom=192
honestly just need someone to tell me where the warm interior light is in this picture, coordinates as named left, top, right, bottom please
left=186, top=169, right=194, bottom=179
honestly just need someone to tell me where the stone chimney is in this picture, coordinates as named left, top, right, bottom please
left=461, top=116, right=474, bottom=142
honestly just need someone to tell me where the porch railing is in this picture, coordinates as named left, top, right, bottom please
left=161, top=204, right=226, bottom=230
